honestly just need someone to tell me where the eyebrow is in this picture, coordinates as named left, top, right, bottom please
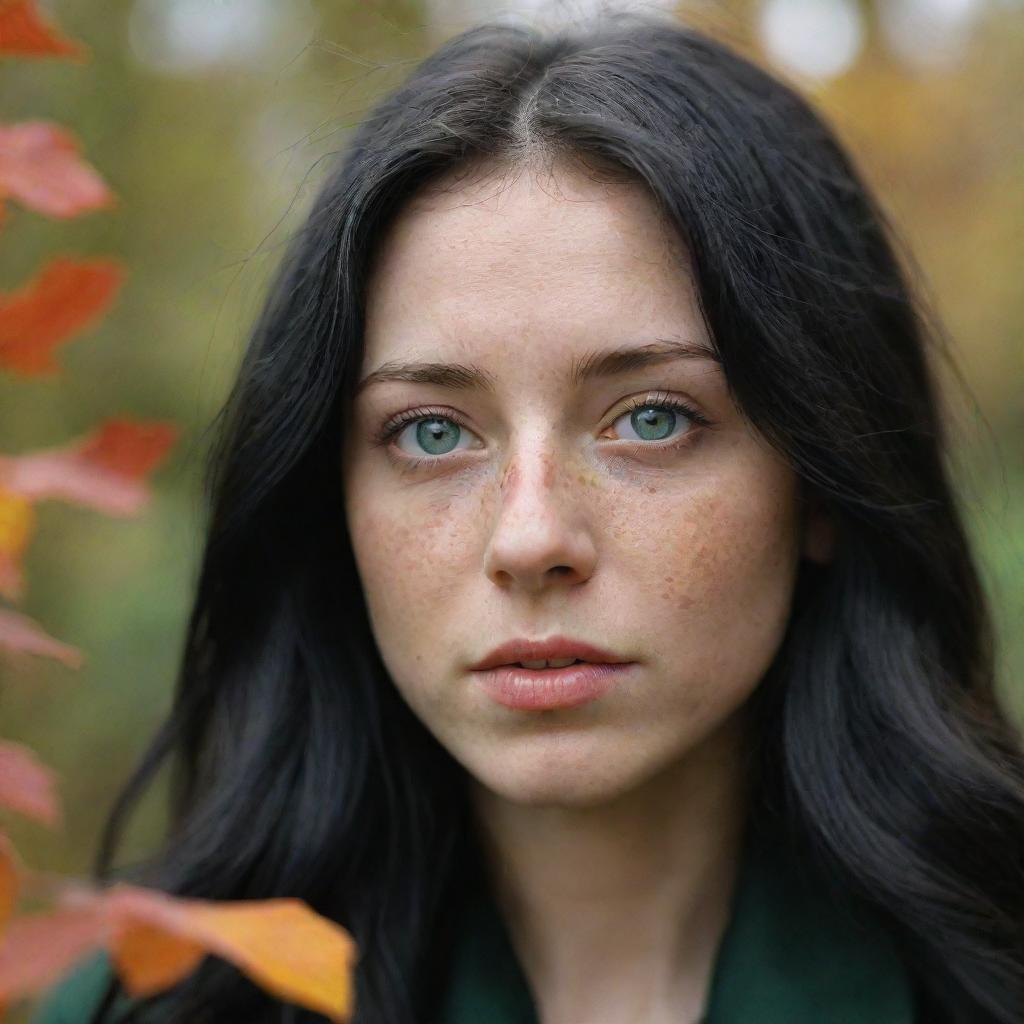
left=354, top=338, right=721, bottom=397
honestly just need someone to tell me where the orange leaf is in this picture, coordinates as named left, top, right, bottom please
left=104, top=887, right=357, bottom=1020
left=0, top=834, right=18, bottom=931
left=0, top=257, right=123, bottom=375
left=0, top=486, right=31, bottom=600
left=0, top=606, right=82, bottom=667
left=0, top=741, right=60, bottom=827
left=0, top=418, right=177, bottom=514
left=0, top=882, right=358, bottom=1019
left=0, top=123, right=111, bottom=225
left=109, top=915, right=205, bottom=995
left=0, top=0, right=85, bottom=59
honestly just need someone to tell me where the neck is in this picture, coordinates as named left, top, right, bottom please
left=467, top=709, right=753, bottom=1024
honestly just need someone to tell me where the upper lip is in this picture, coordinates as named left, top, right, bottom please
left=471, top=635, right=632, bottom=671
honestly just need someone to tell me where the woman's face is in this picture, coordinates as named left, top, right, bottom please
left=342, top=159, right=829, bottom=808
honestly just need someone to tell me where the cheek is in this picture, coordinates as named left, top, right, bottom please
left=344, top=478, right=477, bottom=658
left=658, top=490, right=798, bottom=613
left=614, top=468, right=801, bottom=708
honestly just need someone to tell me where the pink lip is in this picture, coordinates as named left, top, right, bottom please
left=473, top=661, right=634, bottom=711
left=471, top=634, right=630, bottom=673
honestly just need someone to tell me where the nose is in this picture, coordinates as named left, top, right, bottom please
left=482, top=437, right=598, bottom=594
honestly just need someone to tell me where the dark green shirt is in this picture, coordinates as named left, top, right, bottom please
left=438, top=819, right=917, bottom=1023
left=30, top=822, right=916, bottom=1023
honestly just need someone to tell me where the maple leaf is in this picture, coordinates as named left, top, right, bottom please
left=72, top=419, right=179, bottom=483
left=0, top=418, right=179, bottom=510
left=0, top=883, right=358, bottom=1021
left=0, top=606, right=82, bottom=667
left=0, top=257, right=123, bottom=375
left=0, top=418, right=177, bottom=601
left=0, top=904, right=99, bottom=1009
left=0, top=0, right=85, bottom=60
left=0, top=741, right=60, bottom=827
left=0, top=123, right=113, bottom=226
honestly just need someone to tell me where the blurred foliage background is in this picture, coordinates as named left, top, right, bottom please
left=1, top=0, right=1022, bottom=900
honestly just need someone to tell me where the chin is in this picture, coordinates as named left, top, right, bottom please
left=483, top=775, right=634, bottom=810
left=467, top=737, right=654, bottom=810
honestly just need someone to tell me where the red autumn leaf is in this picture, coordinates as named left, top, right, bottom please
left=0, top=903, right=102, bottom=1003
left=0, top=0, right=85, bottom=60
left=74, top=419, right=179, bottom=482
left=0, top=882, right=358, bottom=1020
left=0, top=417, right=178, bottom=514
left=0, top=607, right=82, bottom=667
left=0, top=257, right=123, bottom=375
left=0, top=419, right=177, bottom=601
left=0, top=834, right=17, bottom=931
left=0, top=122, right=111, bottom=224
left=0, top=741, right=60, bottom=827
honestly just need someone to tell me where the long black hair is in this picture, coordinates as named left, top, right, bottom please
left=85, top=11, right=1024, bottom=1023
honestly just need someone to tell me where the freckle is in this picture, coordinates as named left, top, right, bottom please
left=543, top=454, right=556, bottom=489
left=644, top=485, right=656, bottom=494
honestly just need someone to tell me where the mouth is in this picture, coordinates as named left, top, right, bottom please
left=506, top=657, right=584, bottom=669
left=470, top=635, right=631, bottom=673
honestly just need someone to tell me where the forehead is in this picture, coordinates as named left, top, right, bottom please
left=360, top=159, right=708, bottom=369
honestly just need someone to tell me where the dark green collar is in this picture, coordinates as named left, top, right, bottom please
left=438, top=818, right=916, bottom=1023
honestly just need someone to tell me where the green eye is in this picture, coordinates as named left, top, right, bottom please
left=393, top=415, right=479, bottom=457
left=413, top=417, right=460, bottom=455
left=628, top=406, right=678, bottom=441
left=376, top=394, right=711, bottom=469
left=612, top=399, right=703, bottom=444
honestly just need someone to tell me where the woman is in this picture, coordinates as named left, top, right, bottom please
left=32, top=10, right=1024, bottom=1024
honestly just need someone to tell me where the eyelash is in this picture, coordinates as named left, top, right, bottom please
left=372, top=392, right=712, bottom=471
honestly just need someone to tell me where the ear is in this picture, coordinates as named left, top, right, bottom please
left=800, top=487, right=837, bottom=565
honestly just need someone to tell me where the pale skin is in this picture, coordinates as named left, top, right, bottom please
left=341, top=156, right=835, bottom=1024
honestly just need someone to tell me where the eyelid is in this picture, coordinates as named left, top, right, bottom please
left=611, top=390, right=711, bottom=430
left=371, top=405, right=479, bottom=449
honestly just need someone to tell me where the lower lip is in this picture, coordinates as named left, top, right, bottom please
left=472, top=661, right=633, bottom=711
